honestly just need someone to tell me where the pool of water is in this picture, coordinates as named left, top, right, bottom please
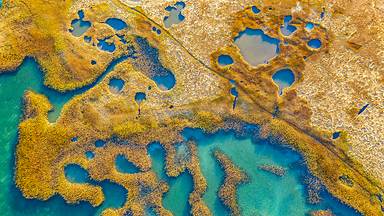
left=97, top=37, right=116, bottom=52
left=218, top=55, right=234, bottom=66
left=164, top=1, right=186, bottom=28
left=95, top=140, right=106, bottom=148
left=135, top=92, right=146, bottom=104
left=181, top=127, right=361, bottom=216
left=64, top=164, right=90, bottom=184
left=234, top=28, right=280, bottom=67
left=272, top=68, right=295, bottom=95
left=251, top=6, right=260, bottom=14
left=105, top=18, right=128, bottom=31
left=115, top=154, right=140, bottom=174
left=148, top=143, right=193, bottom=216
left=308, top=39, right=322, bottom=49
left=85, top=151, right=95, bottom=160
left=135, top=37, right=176, bottom=90
left=230, top=87, right=238, bottom=109
left=109, top=78, right=125, bottom=93
left=358, top=104, right=369, bottom=115
left=70, top=10, right=91, bottom=37
left=280, top=15, right=297, bottom=36
left=305, top=22, right=315, bottom=31
left=94, top=181, right=128, bottom=215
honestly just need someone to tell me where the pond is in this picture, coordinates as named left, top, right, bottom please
left=272, top=68, right=295, bottom=95
left=64, top=164, right=90, bottom=184
left=218, top=55, right=234, bottom=66
left=134, top=37, right=176, bottom=90
left=115, top=154, right=140, bottom=174
left=308, top=39, right=322, bottom=49
left=108, top=78, right=125, bottom=93
left=164, top=1, right=186, bottom=28
left=105, top=18, right=128, bottom=31
left=69, top=10, right=91, bottom=37
left=234, top=28, right=280, bottom=67
left=280, top=15, right=297, bottom=36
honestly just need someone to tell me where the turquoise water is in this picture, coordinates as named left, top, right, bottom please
left=148, top=143, right=194, bottom=216
left=85, top=151, right=95, bottom=160
left=115, top=154, right=140, bottom=174
left=272, top=68, right=295, bottom=95
left=65, top=164, right=90, bottom=183
left=218, top=55, right=234, bottom=66
left=105, top=18, right=128, bottom=31
left=234, top=28, right=280, bottom=66
left=182, top=127, right=361, bottom=216
left=305, top=22, right=315, bottom=31
left=0, top=57, right=360, bottom=215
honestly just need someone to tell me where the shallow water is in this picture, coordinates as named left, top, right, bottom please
left=148, top=143, right=193, bottom=216
left=164, top=1, right=186, bottom=28
left=115, top=154, right=140, bottom=174
left=272, top=68, right=295, bottom=95
left=181, top=128, right=361, bottom=216
left=70, top=10, right=91, bottom=37
left=64, top=164, right=90, bottom=184
left=135, top=37, right=176, bottom=90
left=234, top=28, right=280, bottom=67
left=280, top=15, right=297, bottom=36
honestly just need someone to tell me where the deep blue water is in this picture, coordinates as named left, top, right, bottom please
left=134, top=37, right=176, bottom=90
left=234, top=28, right=280, bottom=66
left=95, top=140, right=106, bottom=148
left=218, top=55, right=234, bottom=66
left=135, top=92, right=146, bottom=104
left=272, top=68, right=295, bottom=95
left=333, top=132, right=341, bottom=139
left=109, top=78, right=125, bottom=93
left=97, top=38, right=116, bottom=52
left=251, top=6, right=260, bottom=14
left=115, top=154, right=140, bottom=174
left=85, top=151, right=95, bottom=160
left=358, top=104, right=369, bottom=115
left=84, top=36, right=92, bottom=43
left=105, top=18, right=128, bottom=31
left=308, top=39, right=322, bottom=49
